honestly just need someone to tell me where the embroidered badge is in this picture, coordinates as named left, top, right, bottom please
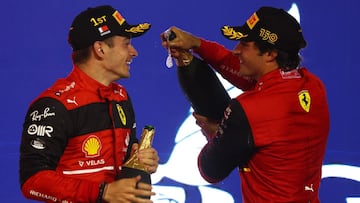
left=298, top=90, right=311, bottom=112
left=116, top=104, right=127, bottom=125
left=82, top=135, right=102, bottom=158
left=113, top=11, right=125, bottom=26
left=246, top=12, right=260, bottom=30
left=221, top=26, right=248, bottom=40
left=125, top=23, right=151, bottom=34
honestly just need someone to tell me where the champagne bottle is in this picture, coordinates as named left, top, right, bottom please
left=117, top=125, right=155, bottom=199
left=177, top=55, right=231, bottom=121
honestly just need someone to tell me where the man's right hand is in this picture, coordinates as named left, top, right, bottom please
left=103, top=176, right=155, bottom=203
left=161, top=26, right=201, bottom=52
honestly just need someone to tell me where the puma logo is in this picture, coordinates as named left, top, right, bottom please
left=66, top=96, right=78, bottom=106
left=305, top=184, right=314, bottom=192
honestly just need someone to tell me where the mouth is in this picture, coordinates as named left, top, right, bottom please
left=126, top=59, right=132, bottom=65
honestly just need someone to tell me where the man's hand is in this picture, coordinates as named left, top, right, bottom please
left=103, top=176, right=155, bottom=203
left=160, top=26, right=201, bottom=58
left=131, top=144, right=159, bottom=174
left=193, top=112, right=219, bottom=140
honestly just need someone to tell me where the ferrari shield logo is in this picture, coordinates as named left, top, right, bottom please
left=298, top=90, right=311, bottom=112
left=116, top=104, right=127, bottom=125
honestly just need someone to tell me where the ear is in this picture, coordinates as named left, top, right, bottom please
left=264, top=50, right=278, bottom=62
left=93, top=41, right=104, bottom=57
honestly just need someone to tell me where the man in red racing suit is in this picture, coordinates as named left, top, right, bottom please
left=20, top=5, right=158, bottom=203
left=163, top=6, right=330, bottom=203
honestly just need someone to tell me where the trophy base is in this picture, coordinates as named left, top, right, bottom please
left=117, top=167, right=151, bottom=199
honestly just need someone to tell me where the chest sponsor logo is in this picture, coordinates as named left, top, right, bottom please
left=28, top=124, right=53, bottom=137
left=78, top=159, right=105, bottom=167
left=298, top=90, right=311, bottom=112
left=30, top=107, right=55, bottom=121
left=116, top=104, right=127, bottom=125
left=82, top=135, right=102, bottom=158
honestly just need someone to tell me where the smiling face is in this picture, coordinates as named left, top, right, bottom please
left=101, top=35, right=138, bottom=80
left=232, top=41, right=264, bottom=79
left=232, top=41, right=278, bottom=80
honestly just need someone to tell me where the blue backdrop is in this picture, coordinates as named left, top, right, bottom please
left=1, top=0, right=359, bottom=202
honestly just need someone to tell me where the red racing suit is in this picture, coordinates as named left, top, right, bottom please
left=194, top=39, right=330, bottom=202
left=19, top=66, right=138, bottom=202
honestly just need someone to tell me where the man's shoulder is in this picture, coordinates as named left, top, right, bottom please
left=39, top=78, right=77, bottom=99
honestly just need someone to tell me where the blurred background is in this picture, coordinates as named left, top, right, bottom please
left=1, top=0, right=359, bottom=202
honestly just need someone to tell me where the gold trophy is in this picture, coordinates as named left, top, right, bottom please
left=117, top=125, right=155, bottom=199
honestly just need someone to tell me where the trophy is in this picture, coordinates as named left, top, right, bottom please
left=117, top=125, right=155, bottom=199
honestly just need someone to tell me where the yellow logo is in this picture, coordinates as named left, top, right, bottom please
left=82, top=135, right=101, bottom=158
left=113, top=11, right=125, bottom=26
left=116, top=104, right=127, bottom=125
left=125, top=23, right=151, bottom=34
left=298, top=90, right=311, bottom=112
left=246, top=12, right=260, bottom=30
left=259, top=28, right=278, bottom=44
left=90, top=16, right=107, bottom=27
left=221, top=26, right=248, bottom=40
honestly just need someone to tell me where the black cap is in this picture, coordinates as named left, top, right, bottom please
left=68, top=5, right=151, bottom=51
left=221, top=6, right=306, bottom=53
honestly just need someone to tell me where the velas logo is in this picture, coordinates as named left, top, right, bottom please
left=98, top=25, right=111, bottom=36
left=246, top=12, right=259, bottom=30
left=82, top=135, right=102, bottom=158
left=113, top=11, right=125, bottom=26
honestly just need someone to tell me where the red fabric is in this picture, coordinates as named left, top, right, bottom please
left=22, top=170, right=99, bottom=202
left=237, top=68, right=329, bottom=202
left=21, top=66, right=133, bottom=202
left=194, top=39, right=329, bottom=202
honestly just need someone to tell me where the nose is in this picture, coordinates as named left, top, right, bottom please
left=129, top=44, right=138, bottom=57
left=232, top=42, right=242, bottom=57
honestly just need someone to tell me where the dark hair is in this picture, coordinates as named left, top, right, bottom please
left=71, top=37, right=115, bottom=65
left=254, top=41, right=302, bottom=70
left=71, top=47, right=91, bottom=65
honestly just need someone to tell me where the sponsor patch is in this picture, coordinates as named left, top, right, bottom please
left=259, top=28, right=278, bottom=44
left=27, top=124, right=53, bottom=137
left=98, top=25, right=111, bottom=36
left=116, top=104, right=127, bottom=125
left=55, top=82, right=75, bottom=96
left=246, top=12, right=260, bottom=30
left=113, top=11, right=125, bottom=26
left=298, top=90, right=311, bottom=112
left=30, top=138, right=46, bottom=150
left=30, top=107, right=55, bottom=122
left=82, top=135, right=102, bottom=158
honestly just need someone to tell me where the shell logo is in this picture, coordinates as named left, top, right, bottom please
left=82, top=135, right=102, bottom=158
